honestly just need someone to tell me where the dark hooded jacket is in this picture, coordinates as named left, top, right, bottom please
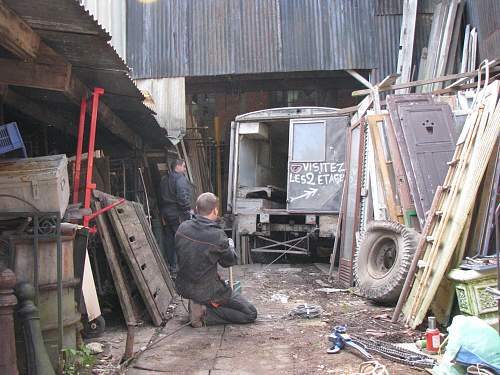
left=160, top=171, right=192, bottom=220
left=174, top=215, right=237, bottom=304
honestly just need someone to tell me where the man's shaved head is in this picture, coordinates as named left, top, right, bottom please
left=196, top=192, right=219, bottom=216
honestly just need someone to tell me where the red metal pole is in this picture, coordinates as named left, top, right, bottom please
left=73, top=97, right=87, bottom=205
left=86, top=198, right=125, bottom=222
left=83, top=88, right=104, bottom=227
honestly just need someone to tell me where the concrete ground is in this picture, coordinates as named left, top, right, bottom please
left=92, top=264, right=427, bottom=375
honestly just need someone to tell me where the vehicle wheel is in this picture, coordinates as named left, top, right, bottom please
left=353, top=221, right=420, bottom=304
left=82, top=315, right=106, bottom=338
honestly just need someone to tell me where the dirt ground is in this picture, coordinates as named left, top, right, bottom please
left=90, top=264, right=430, bottom=375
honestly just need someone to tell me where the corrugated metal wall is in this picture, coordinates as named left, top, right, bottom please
left=373, top=13, right=433, bottom=82
left=80, top=0, right=127, bottom=59
left=135, top=78, right=187, bottom=142
left=127, top=0, right=377, bottom=79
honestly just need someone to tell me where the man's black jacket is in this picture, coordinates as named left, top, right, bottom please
left=174, top=215, right=237, bottom=304
left=160, top=171, right=191, bottom=219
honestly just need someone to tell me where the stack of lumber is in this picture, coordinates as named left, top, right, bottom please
left=177, top=113, right=213, bottom=199
left=418, top=0, right=465, bottom=92
left=400, top=80, right=500, bottom=328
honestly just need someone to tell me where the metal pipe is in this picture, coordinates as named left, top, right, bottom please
left=83, top=88, right=104, bottom=227
left=56, top=215, right=63, bottom=354
left=73, top=97, right=87, bottom=205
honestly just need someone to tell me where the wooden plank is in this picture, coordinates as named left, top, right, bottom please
left=132, top=201, right=176, bottom=296
left=103, top=195, right=175, bottom=326
left=395, top=0, right=418, bottom=94
left=460, top=25, right=471, bottom=74
left=93, top=199, right=142, bottom=324
left=392, top=186, right=443, bottom=322
left=0, top=57, right=71, bottom=91
left=350, top=95, right=373, bottom=126
left=346, top=70, right=372, bottom=89
left=367, top=114, right=401, bottom=222
left=467, top=144, right=498, bottom=257
left=403, top=81, right=500, bottom=328
left=418, top=0, right=445, bottom=86
left=444, top=1, right=465, bottom=76
left=384, top=115, right=415, bottom=226
left=432, top=0, right=459, bottom=90
left=0, top=0, right=40, bottom=59
left=353, top=63, right=500, bottom=97
left=431, top=212, right=471, bottom=325
left=480, top=146, right=500, bottom=255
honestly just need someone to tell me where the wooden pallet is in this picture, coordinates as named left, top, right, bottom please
left=402, top=81, right=500, bottom=328
left=93, top=198, right=144, bottom=325
left=102, top=193, right=176, bottom=326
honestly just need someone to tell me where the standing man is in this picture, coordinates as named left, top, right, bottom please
left=160, top=159, right=192, bottom=274
left=175, top=192, right=257, bottom=327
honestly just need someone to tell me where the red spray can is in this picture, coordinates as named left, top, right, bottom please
left=425, top=316, right=441, bottom=353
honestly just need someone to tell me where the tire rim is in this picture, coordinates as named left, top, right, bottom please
left=367, top=235, right=397, bottom=279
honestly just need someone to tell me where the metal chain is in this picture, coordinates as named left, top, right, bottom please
left=351, top=336, right=436, bottom=369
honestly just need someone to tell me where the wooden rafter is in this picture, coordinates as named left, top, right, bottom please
left=0, top=0, right=40, bottom=59
left=0, top=1, right=142, bottom=148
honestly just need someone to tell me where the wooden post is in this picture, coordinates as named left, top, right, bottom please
left=123, top=323, right=135, bottom=362
left=214, top=116, right=222, bottom=212
left=0, top=267, right=18, bottom=375
left=15, top=282, right=55, bottom=375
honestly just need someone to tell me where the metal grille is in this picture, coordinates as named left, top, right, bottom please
left=0, top=127, right=10, bottom=147
left=357, top=122, right=370, bottom=249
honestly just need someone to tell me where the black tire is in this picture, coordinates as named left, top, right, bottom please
left=353, top=221, right=420, bottom=304
left=82, top=315, right=106, bottom=338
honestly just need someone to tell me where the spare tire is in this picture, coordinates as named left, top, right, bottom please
left=354, top=221, right=420, bottom=304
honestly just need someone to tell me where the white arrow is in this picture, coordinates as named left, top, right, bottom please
left=289, top=188, right=318, bottom=202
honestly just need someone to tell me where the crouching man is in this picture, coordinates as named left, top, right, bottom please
left=175, top=192, right=257, bottom=327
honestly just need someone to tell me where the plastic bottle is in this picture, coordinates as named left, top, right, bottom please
left=426, top=316, right=441, bottom=353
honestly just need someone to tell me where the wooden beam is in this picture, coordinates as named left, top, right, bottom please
left=395, top=0, right=418, bottom=94
left=65, top=76, right=141, bottom=148
left=346, top=69, right=373, bottom=89
left=0, top=0, right=40, bottom=59
left=0, top=57, right=71, bottom=91
left=3, top=89, right=76, bottom=136
left=0, top=1, right=142, bottom=148
left=0, top=84, right=6, bottom=124
left=352, top=62, right=500, bottom=96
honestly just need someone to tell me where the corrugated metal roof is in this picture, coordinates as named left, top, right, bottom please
left=126, top=0, right=377, bottom=78
left=79, top=0, right=127, bottom=59
left=465, top=0, right=500, bottom=61
left=4, top=0, right=165, bottom=145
